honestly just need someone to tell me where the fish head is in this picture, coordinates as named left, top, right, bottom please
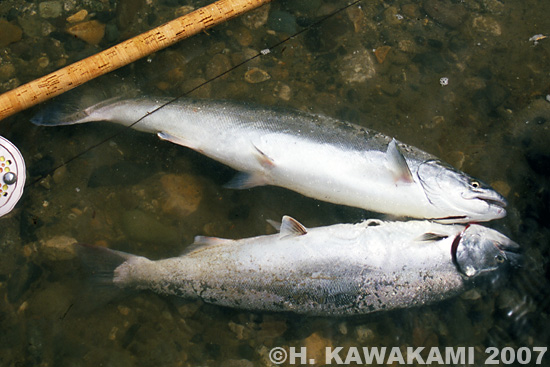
left=453, top=224, right=521, bottom=280
left=417, top=160, right=507, bottom=223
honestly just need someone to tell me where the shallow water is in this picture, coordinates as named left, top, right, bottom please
left=1, top=0, right=550, bottom=366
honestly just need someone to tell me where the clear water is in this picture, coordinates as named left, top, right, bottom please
left=1, top=0, right=549, bottom=366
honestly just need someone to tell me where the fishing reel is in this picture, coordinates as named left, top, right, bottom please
left=0, top=136, right=25, bottom=217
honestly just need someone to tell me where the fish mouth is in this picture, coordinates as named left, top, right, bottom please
left=463, top=192, right=507, bottom=216
left=478, top=195, right=507, bottom=209
left=431, top=215, right=468, bottom=223
left=497, top=239, right=522, bottom=268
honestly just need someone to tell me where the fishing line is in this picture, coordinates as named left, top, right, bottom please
left=26, top=0, right=362, bottom=188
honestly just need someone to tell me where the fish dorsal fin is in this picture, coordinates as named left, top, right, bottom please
left=280, top=216, right=307, bottom=238
left=386, top=138, right=414, bottom=184
left=182, top=236, right=234, bottom=255
left=416, top=232, right=449, bottom=242
left=266, top=219, right=281, bottom=231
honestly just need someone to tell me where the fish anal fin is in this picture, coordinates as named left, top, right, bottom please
left=386, top=138, right=414, bottom=184
left=416, top=232, right=449, bottom=242
left=280, top=215, right=307, bottom=238
left=223, top=172, right=268, bottom=189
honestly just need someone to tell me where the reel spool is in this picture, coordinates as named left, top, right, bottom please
left=0, top=136, right=25, bottom=217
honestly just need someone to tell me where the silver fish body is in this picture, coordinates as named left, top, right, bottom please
left=98, top=217, right=520, bottom=316
left=33, top=97, right=507, bottom=222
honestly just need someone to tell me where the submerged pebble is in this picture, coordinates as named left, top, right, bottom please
left=244, top=67, right=270, bottom=84
left=66, top=20, right=105, bottom=45
left=355, top=325, right=375, bottom=342
left=0, top=63, right=16, bottom=82
left=374, top=45, right=391, bottom=63
left=18, top=14, right=48, bottom=38
left=303, top=332, right=332, bottom=366
left=39, top=1, right=63, bottom=19
left=52, top=165, right=67, bottom=184
left=206, top=53, right=232, bottom=80
left=0, top=19, right=23, bottom=47
left=274, top=82, right=291, bottom=101
left=39, top=235, right=77, bottom=261
left=346, top=5, right=367, bottom=33
left=423, top=0, right=468, bottom=28
left=160, top=173, right=203, bottom=218
left=241, top=4, right=270, bottom=29
left=66, top=9, right=88, bottom=23
left=339, top=46, right=376, bottom=83
left=267, top=10, right=297, bottom=34
left=471, top=16, right=502, bottom=36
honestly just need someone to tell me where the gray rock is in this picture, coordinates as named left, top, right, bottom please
left=423, top=0, right=468, bottom=28
left=18, top=15, right=46, bottom=38
left=205, top=53, right=232, bottom=80
left=339, top=46, right=376, bottom=83
left=0, top=63, right=16, bottom=82
left=241, top=4, right=270, bottom=29
left=39, top=1, right=62, bottom=19
left=472, top=15, right=502, bottom=36
left=267, top=10, right=297, bottom=34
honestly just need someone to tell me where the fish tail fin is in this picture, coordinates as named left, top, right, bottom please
left=75, top=243, right=135, bottom=285
left=72, top=244, right=140, bottom=312
left=31, top=96, right=120, bottom=126
left=31, top=78, right=140, bottom=126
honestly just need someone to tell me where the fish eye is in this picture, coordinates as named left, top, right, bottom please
left=470, top=180, right=480, bottom=189
left=495, top=254, right=506, bottom=263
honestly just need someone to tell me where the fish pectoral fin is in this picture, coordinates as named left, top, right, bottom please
left=158, top=131, right=197, bottom=150
left=386, top=138, right=414, bottom=184
left=416, top=232, right=449, bottom=242
left=223, top=172, right=268, bottom=189
left=253, top=144, right=275, bottom=168
left=279, top=215, right=307, bottom=238
left=182, top=236, right=234, bottom=254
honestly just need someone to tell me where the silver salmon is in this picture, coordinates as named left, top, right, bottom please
left=80, top=217, right=520, bottom=316
left=33, top=97, right=507, bottom=222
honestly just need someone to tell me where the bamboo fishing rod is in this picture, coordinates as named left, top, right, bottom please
left=0, top=0, right=272, bottom=121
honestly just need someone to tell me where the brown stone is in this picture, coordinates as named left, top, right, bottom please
left=66, top=20, right=106, bottom=45
left=160, top=174, right=203, bottom=218
left=244, top=67, right=271, bottom=84
left=67, top=9, right=88, bottom=23
left=375, top=45, right=392, bottom=64
left=40, top=235, right=77, bottom=261
left=303, top=332, right=332, bottom=366
left=0, top=19, right=23, bottom=47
